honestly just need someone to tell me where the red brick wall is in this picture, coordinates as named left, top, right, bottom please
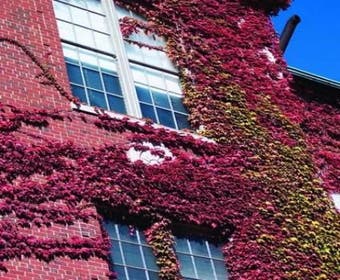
left=0, top=1, right=117, bottom=278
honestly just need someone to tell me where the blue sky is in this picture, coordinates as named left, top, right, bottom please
left=271, top=0, right=340, bottom=81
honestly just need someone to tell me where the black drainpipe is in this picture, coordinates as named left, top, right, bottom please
left=279, top=15, right=301, bottom=53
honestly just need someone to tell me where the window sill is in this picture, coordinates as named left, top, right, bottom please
left=70, top=102, right=215, bottom=143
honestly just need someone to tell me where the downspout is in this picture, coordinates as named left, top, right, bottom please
left=279, top=15, right=301, bottom=53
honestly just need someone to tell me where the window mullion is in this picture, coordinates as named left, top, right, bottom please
left=102, top=0, right=142, bottom=118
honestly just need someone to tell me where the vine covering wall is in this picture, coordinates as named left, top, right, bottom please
left=0, top=0, right=339, bottom=280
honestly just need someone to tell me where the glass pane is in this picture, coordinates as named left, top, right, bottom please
left=74, top=26, right=95, bottom=47
left=147, top=71, right=165, bottom=89
left=131, top=66, right=147, bottom=84
left=156, top=108, right=175, bottom=128
left=103, top=74, right=122, bottom=95
left=136, top=86, right=152, bottom=104
left=194, top=257, right=214, bottom=280
left=127, top=267, right=147, bottom=280
left=152, top=91, right=170, bottom=109
left=140, top=104, right=157, bottom=122
left=68, top=0, right=86, bottom=8
left=110, top=240, right=123, bottom=264
left=66, top=64, right=83, bottom=85
left=170, top=96, right=187, bottom=113
left=175, top=238, right=190, bottom=253
left=214, top=260, right=228, bottom=280
left=88, top=89, right=107, bottom=109
left=177, top=254, right=195, bottom=278
left=165, top=76, right=181, bottom=93
left=190, top=239, right=209, bottom=257
left=70, top=6, right=90, bottom=27
left=114, top=265, right=127, bottom=280
left=86, top=0, right=103, bottom=13
left=71, top=85, right=87, bottom=103
left=209, top=244, right=224, bottom=260
left=125, top=43, right=143, bottom=61
left=102, top=220, right=118, bottom=239
left=83, top=68, right=103, bottom=90
left=142, top=247, right=158, bottom=271
left=53, top=1, right=71, bottom=21
left=94, top=32, right=113, bottom=53
left=108, top=95, right=126, bottom=114
left=118, top=224, right=138, bottom=242
left=175, top=113, right=189, bottom=130
left=122, top=243, right=143, bottom=267
left=148, top=271, right=160, bottom=280
left=57, top=21, right=75, bottom=41
left=79, top=51, right=98, bottom=69
left=90, top=13, right=107, bottom=32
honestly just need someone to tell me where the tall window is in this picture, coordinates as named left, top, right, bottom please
left=53, top=0, right=189, bottom=129
left=174, top=237, right=228, bottom=280
left=103, top=220, right=160, bottom=280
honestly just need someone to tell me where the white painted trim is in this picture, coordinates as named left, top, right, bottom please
left=102, top=0, right=142, bottom=118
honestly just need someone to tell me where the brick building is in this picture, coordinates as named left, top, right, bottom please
left=0, top=1, right=339, bottom=280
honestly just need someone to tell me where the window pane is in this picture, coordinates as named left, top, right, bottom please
left=53, top=1, right=71, bottom=21
left=103, top=220, right=118, bottom=239
left=127, top=267, right=147, bottom=280
left=110, top=240, right=123, bottom=264
left=148, top=271, right=160, bottom=280
left=136, top=86, right=152, bottom=104
left=94, top=32, right=113, bottom=53
left=74, top=26, right=95, bottom=47
left=83, top=68, right=103, bottom=90
left=175, top=238, right=190, bottom=254
left=170, top=96, right=187, bottom=113
left=175, top=113, right=190, bottom=130
left=122, top=243, right=143, bottom=268
left=140, top=104, right=157, bottom=122
left=177, top=254, right=195, bottom=278
left=194, top=257, right=214, bottom=280
left=108, top=95, right=126, bottom=114
left=114, top=265, right=127, bottom=280
left=66, top=63, right=83, bottom=85
left=209, top=244, right=224, bottom=260
left=118, top=224, right=138, bottom=243
left=90, top=13, right=107, bottom=32
left=57, top=21, right=75, bottom=41
left=190, top=239, right=209, bottom=257
left=71, top=85, right=87, bottom=103
left=86, top=0, right=103, bottom=13
left=156, top=108, right=175, bottom=128
left=88, top=89, right=107, bottom=109
left=214, top=260, right=228, bottom=280
left=142, top=246, right=158, bottom=271
left=69, top=6, right=90, bottom=27
left=152, top=91, right=170, bottom=109
left=103, top=74, right=122, bottom=95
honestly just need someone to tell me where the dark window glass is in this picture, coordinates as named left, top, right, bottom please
left=170, top=95, right=187, bottom=113
left=136, top=86, right=152, bottom=104
left=88, top=89, right=107, bottom=109
left=108, top=95, right=126, bottom=114
left=157, top=108, right=175, bottom=128
left=177, top=253, right=195, bottom=278
left=71, top=85, right=87, bottom=103
left=66, top=63, right=83, bottom=85
left=83, top=68, right=103, bottom=90
left=127, top=267, right=147, bottom=280
left=152, top=91, right=170, bottom=109
left=175, top=113, right=190, bottom=130
left=103, top=73, right=122, bottom=95
left=140, top=103, right=157, bottom=122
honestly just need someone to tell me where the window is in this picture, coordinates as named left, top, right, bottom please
left=53, top=0, right=189, bottom=129
left=174, top=237, right=228, bottom=280
left=103, top=220, right=160, bottom=280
